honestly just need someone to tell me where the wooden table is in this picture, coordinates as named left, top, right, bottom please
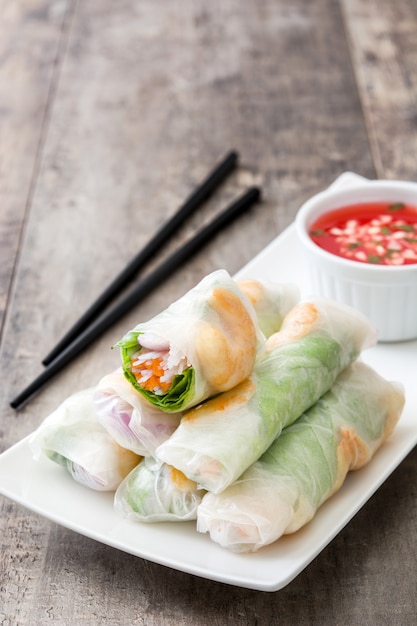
left=1, top=1, right=416, bottom=623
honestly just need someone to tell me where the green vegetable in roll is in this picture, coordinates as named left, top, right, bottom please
left=114, top=457, right=206, bottom=522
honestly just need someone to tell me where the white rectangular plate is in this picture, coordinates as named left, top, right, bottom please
left=1, top=223, right=416, bottom=592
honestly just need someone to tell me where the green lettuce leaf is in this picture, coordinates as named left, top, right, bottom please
left=117, top=330, right=196, bottom=412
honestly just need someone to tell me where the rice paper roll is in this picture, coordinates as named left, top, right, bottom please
left=197, top=361, right=405, bottom=552
left=93, top=370, right=182, bottom=456
left=156, top=298, right=377, bottom=493
left=116, top=270, right=260, bottom=413
left=30, top=388, right=141, bottom=491
left=237, top=279, right=299, bottom=338
left=115, top=457, right=206, bottom=522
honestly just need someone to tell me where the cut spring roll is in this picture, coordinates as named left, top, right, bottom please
left=117, top=270, right=260, bottom=413
left=93, top=369, right=182, bottom=456
left=115, top=457, right=206, bottom=522
left=156, top=298, right=377, bottom=493
left=93, top=279, right=294, bottom=455
left=197, top=362, right=405, bottom=552
left=237, top=279, right=299, bottom=338
left=30, top=388, right=141, bottom=491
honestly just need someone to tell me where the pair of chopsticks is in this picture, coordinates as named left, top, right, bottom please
left=11, top=151, right=261, bottom=409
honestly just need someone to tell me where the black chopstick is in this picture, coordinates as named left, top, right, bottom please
left=42, top=150, right=239, bottom=366
left=10, top=186, right=261, bottom=409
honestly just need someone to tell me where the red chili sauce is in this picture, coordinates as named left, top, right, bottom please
left=309, top=201, right=417, bottom=265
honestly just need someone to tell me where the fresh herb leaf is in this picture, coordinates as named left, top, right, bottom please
left=368, top=254, right=382, bottom=264
left=380, top=226, right=392, bottom=235
left=388, top=202, right=405, bottom=212
left=392, top=224, right=415, bottom=232
left=347, top=242, right=362, bottom=249
left=310, top=229, right=327, bottom=236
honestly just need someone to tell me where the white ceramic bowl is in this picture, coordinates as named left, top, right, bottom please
left=295, top=178, right=417, bottom=342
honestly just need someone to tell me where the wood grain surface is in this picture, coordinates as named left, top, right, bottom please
left=1, top=0, right=416, bottom=624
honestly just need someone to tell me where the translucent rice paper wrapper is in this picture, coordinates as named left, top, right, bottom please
left=156, top=298, right=377, bottom=494
left=93, top=370, right=182, bottom=456
left=30, top=388, right=141, bottom=491
left=197, top=362, right=405, bottom=552
left=115, top=456, right=206, bottom=522
left=117, top=269, right=262, bottom=413
left=237, top=279, right=299, bottom=338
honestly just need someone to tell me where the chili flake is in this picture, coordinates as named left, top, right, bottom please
left=309, top=201, right=417, bottom=265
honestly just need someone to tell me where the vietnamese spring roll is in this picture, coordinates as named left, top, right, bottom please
left=156, top=298, right=377, bottom=493
left=114, top=456, right=206, bottom=522
left=30, top=388, right=141, bottom=491
left=237, top=279, right=299, bottom=338
left=197, top=361, right=405, bottom=552
left=93, top=369, right=182, bottom=456
left=94, top=280, right=294, bottom=456
left=93, top=279, right=293, bottom=456
left=116, top=269, right=260, bottom=413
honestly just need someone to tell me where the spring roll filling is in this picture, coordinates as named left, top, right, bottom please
left=130, top=332, right=191, bottom=396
